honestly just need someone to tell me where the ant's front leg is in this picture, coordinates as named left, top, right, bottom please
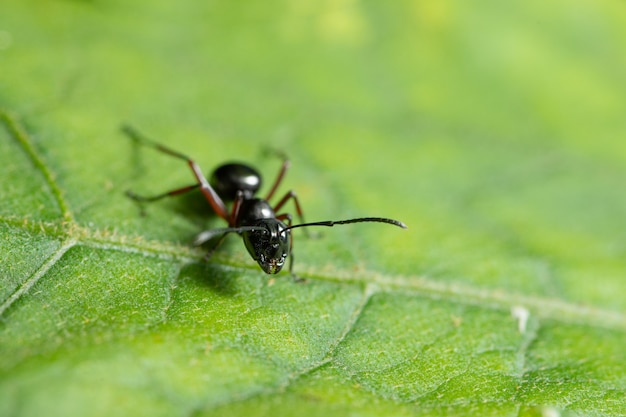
left=199, top=232, right=230, bottom=262
left=277, top=213, right=306, bottom=283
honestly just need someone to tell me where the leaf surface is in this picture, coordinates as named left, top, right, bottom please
left=1, top=1, right=625, bottom=416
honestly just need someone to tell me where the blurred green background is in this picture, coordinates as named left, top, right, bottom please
left=1, top=0, right=625, bottom=416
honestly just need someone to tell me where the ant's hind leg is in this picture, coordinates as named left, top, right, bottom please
left=121, top=124, right=229, bottom=221
left=126, top=183, right=200, bottom=203
left=126, top=183, right=200, bottom=216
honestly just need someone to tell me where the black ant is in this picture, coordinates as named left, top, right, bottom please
left=122, top=125, right=407, bottom=280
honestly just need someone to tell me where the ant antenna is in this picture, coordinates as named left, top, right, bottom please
left=194, top=226, right=267, bottom=245
left=194, top=217, right=406, bottom=245
left=283, top=217, right=407, bottom=233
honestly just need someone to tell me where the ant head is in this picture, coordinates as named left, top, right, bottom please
left=241, top=219, right=291, bottom=274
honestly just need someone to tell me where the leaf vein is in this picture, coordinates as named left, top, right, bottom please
left=0, top=109, right=74, bottom=223
left=0, top=238, right=76, bottom=318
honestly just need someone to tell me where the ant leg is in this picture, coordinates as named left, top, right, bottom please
left=126, top=183, right=200, bottom=202
left=126, top=183, right=200, bottom=216
left=274, top=190, right=319, bottom=238
left=202, top=233, right=229, bottom=261
left=264, top=150, right=290, bottom=201
left=264, top=152, right=315, bottom=237
left=276, top=213, right=293, bottom=233
left=276, top=214, right=306, bottom=283
left=273, top=190, right=305, bottom=224
left=122, top=124, right=229, bottom=221
left=229, top=190, right=245, bottom=227
left=273, top=189, right=320, bottom=239
left=286, top=240, right=306, bottom=283
left=277, top=212, right=295, bottom=257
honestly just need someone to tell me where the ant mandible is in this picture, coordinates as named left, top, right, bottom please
left=122, top=125, right=407, bottom=280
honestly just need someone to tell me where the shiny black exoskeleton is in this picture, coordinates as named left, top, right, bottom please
left=122, top=125, right=407, bottom=279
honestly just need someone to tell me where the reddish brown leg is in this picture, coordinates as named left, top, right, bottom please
left=276, top=213, right=304, bottom=282
left=229, top=191, right=245, bottom=227
left=273, top=190, right=305, bottom=225
left=264, top=153, right=290, bottom=201
left=122, top=125, right=229, bottom=221
left=126, top=183, right=199, bottom=202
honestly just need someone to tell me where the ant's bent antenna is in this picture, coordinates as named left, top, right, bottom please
left=284, top=217, right=407, bottom=233
left=194, top=226, right=267, bottom=245
left=194, top=217, right=407, bottom=245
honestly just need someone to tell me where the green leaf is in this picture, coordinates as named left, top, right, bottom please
left=1, top=1, right=625, bottom=416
